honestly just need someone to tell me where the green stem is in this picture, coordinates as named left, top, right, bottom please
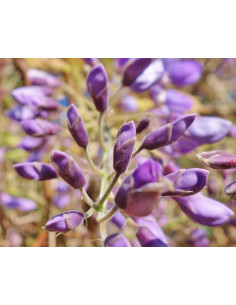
left=80, top=187, right=97, bottom=209
left=85, top=147, right=104, bottom=177
left=99, top=112, right=107, bottom=152
left=96, top=172, right=120, bottom=210
left=132, top=146, right=142, bottom=158
left=98, top=206, right=118, bottom=223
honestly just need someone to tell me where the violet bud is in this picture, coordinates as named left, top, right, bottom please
left=134, top=215, right=168, bottom=246
left=136, top=117, right=150, bottom=134
left=225, top=180, right=236, bottom=200
left=187, top=116, right=232, bottom=144
left=118, top=95, right=138, bottom=112
left=136, top=226, right=168, bottom=247
left=115, top=159, right=167, bottom=217
left=0, top=193, right=37, bottom=211
left=188, top=229, right=210, bottom=247
left=162, top=58, right=180, bottom=70
left=87, top=63, right=109, bottom=113
left=122, top=58, right=153, bottom=87
left=6, top=106, right=37, bottom=121
left=108, top=203, right=126, bottom=229
left=130, top=59, right=164, bottom=92
left=163, top=168, right=209, bottom=197
left=26, top=69, right=61, bottom=88
left=21, top=119, right=60, bottom=137
left=45, top=211, right=84, bottom=232
left=83, top=58, right=99, bottom=66
left=168, top=60, right=203, bottom=87
left=141, top=114, right=196, bottom=151
left=67, top=104, right=89, bottom=149
left=113, top=121, right=136, bottom=173
left=104, top=233, right=131, bottom=247
left=18, top=136, right=46, bottom=151
left=14, top=162, right=58, bottom=180
left=51, top=150, right=86, bottom=189
left=53, top=194, right=71, bottom=209
left=197, top=150, right=236, bottom=170
left=12, top=86, right=58, bottom=110
left=175, top=193, right=234, bottom=226
left=152, top=89, right=193, bottom=113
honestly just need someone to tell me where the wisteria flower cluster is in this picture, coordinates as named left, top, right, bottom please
left=1, top=58, right=236, bottom=247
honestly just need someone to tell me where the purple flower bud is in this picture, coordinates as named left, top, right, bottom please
left=12, top=86, right=58, bottom=110
left=152, top=89, right=193, bottom=113
left=136, top=226, right=168, bottom=247
left=174, top=193, right=234, bottom=226
left=108, top=202, right=127, bottom=229
left=113, top=121, right=136, bottom=173
left=67, top=104, right=89, bottom=148
left=163, top=168, right=209, bottom=197
left=168, top=60, right=203, bottom=87
left=87, top=64, right=109, bottom=113
left=45, top=211, right=84, bottom=232
left=188, top=229, right=210, bottom=247
left=6, top=106, right=37, bottom=121
left=162, top=58, right=180, bottom=70
left=12, top=86, right=53, bottom=99
left=134, top=214, right=168, bottom=246
left=14, top=162, right=58, bottom=180
left=26, top=69, right=61, bottom=88
left=115, top=159, right=166, bottom=217
left=225, top=180, right=236, bottom=200
left=51, top=150, right=86, bottom=189
left=104, top=233, right=131, bottom=247
left=141, top=114, right=196, bottom=151
left=21, top=119, right=60, bottom=137
left=122, top=58, right=153, bottom=87
left=189, top=116, right=232, bottom=144
left=53, top=194, right=70, bottom=209
left=0, top=193, right=37, bottom=211
left=83, top=58, right=99, bottom=66
left=136, top=117, right=150, bottom=134
left=18, top=136, right=46, bottom=151
left=197, top=150, right=236, bottom=170
left=130, top=59, right=164, bottom=92
left=118, top=95, right=138, bottom=112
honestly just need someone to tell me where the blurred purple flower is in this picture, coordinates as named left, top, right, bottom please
left=104, top=233, right=131, bottom=247
left=14, top=162, right=58, bottom=180
left=174, top=193, right=234, bottom=226
left=26, top=69, right=61, bottom=88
